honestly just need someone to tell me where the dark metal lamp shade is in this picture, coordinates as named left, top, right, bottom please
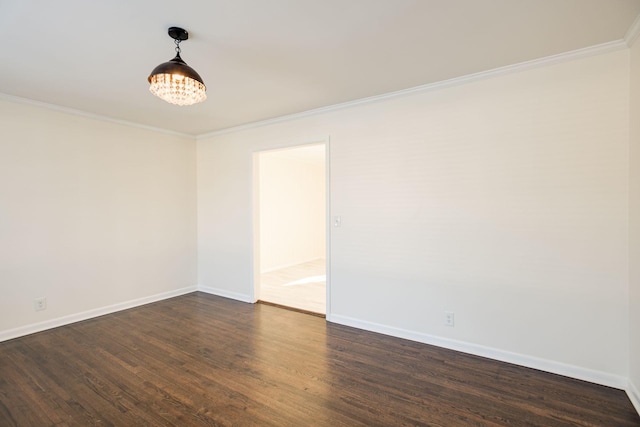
left=148, top=27, right=206, bottom=106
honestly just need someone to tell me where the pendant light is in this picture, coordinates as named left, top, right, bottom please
left=148, top=27, right=206, bottom=106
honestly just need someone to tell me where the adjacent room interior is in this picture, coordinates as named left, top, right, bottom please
left=255, top=143, right=327, bottom=314
left=1, top=1, right=640, bottom=425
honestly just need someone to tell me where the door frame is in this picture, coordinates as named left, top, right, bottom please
left=250, top=137, right=331, bottom=317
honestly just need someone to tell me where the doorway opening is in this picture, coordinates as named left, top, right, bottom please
left=253, top=143, right=327, bottom=315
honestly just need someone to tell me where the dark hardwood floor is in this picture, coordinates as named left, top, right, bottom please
left=0, top=292, right=638, bottom=426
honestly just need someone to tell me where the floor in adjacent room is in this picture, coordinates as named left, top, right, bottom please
left=259, top=258, right=326, bottom=314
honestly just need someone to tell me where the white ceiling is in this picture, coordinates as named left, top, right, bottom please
left=1, top=1, right=639, bottom=136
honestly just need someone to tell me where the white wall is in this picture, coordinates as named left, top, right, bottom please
left=259, top=148, right=325, bottom=272
left=0, top=100, right=197, bottom=338
left=629, top=35, right=640, bottom=409
left=198, top=49, right=630, bottom=385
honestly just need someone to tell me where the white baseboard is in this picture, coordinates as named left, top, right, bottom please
left=328, top=314, right=628, bottom=390
left=3, top=287, right=636, bottom=418
left=628, top=379, right=640, bottom=416
left=197, top=285, right=254, bottom=303
left=0, top=286, right=198, bottom=343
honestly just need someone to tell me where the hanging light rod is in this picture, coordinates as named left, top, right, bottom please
left=148, top=27, right=207, bottom=106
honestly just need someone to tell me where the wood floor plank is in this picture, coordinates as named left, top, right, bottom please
left=0, top=292, right=638, bottom=426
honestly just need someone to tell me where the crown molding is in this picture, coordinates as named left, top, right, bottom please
left=625, top=13, right=640, bottom=47
left=197, top=39, right=628, bottom=140
left=0, top=93, right=195, bottom=140
left=1, top=37, right=630, bottom=142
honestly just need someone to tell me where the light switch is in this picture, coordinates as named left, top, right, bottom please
left=334, top=216, right=341, bottom=227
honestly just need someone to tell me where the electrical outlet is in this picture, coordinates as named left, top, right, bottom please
left=444, top=311, right=454, bottom=326
left=34, top=297, right=47, bottom=311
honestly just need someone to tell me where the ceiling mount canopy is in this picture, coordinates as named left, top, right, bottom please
left=148, top=27, right=206, bottom=106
